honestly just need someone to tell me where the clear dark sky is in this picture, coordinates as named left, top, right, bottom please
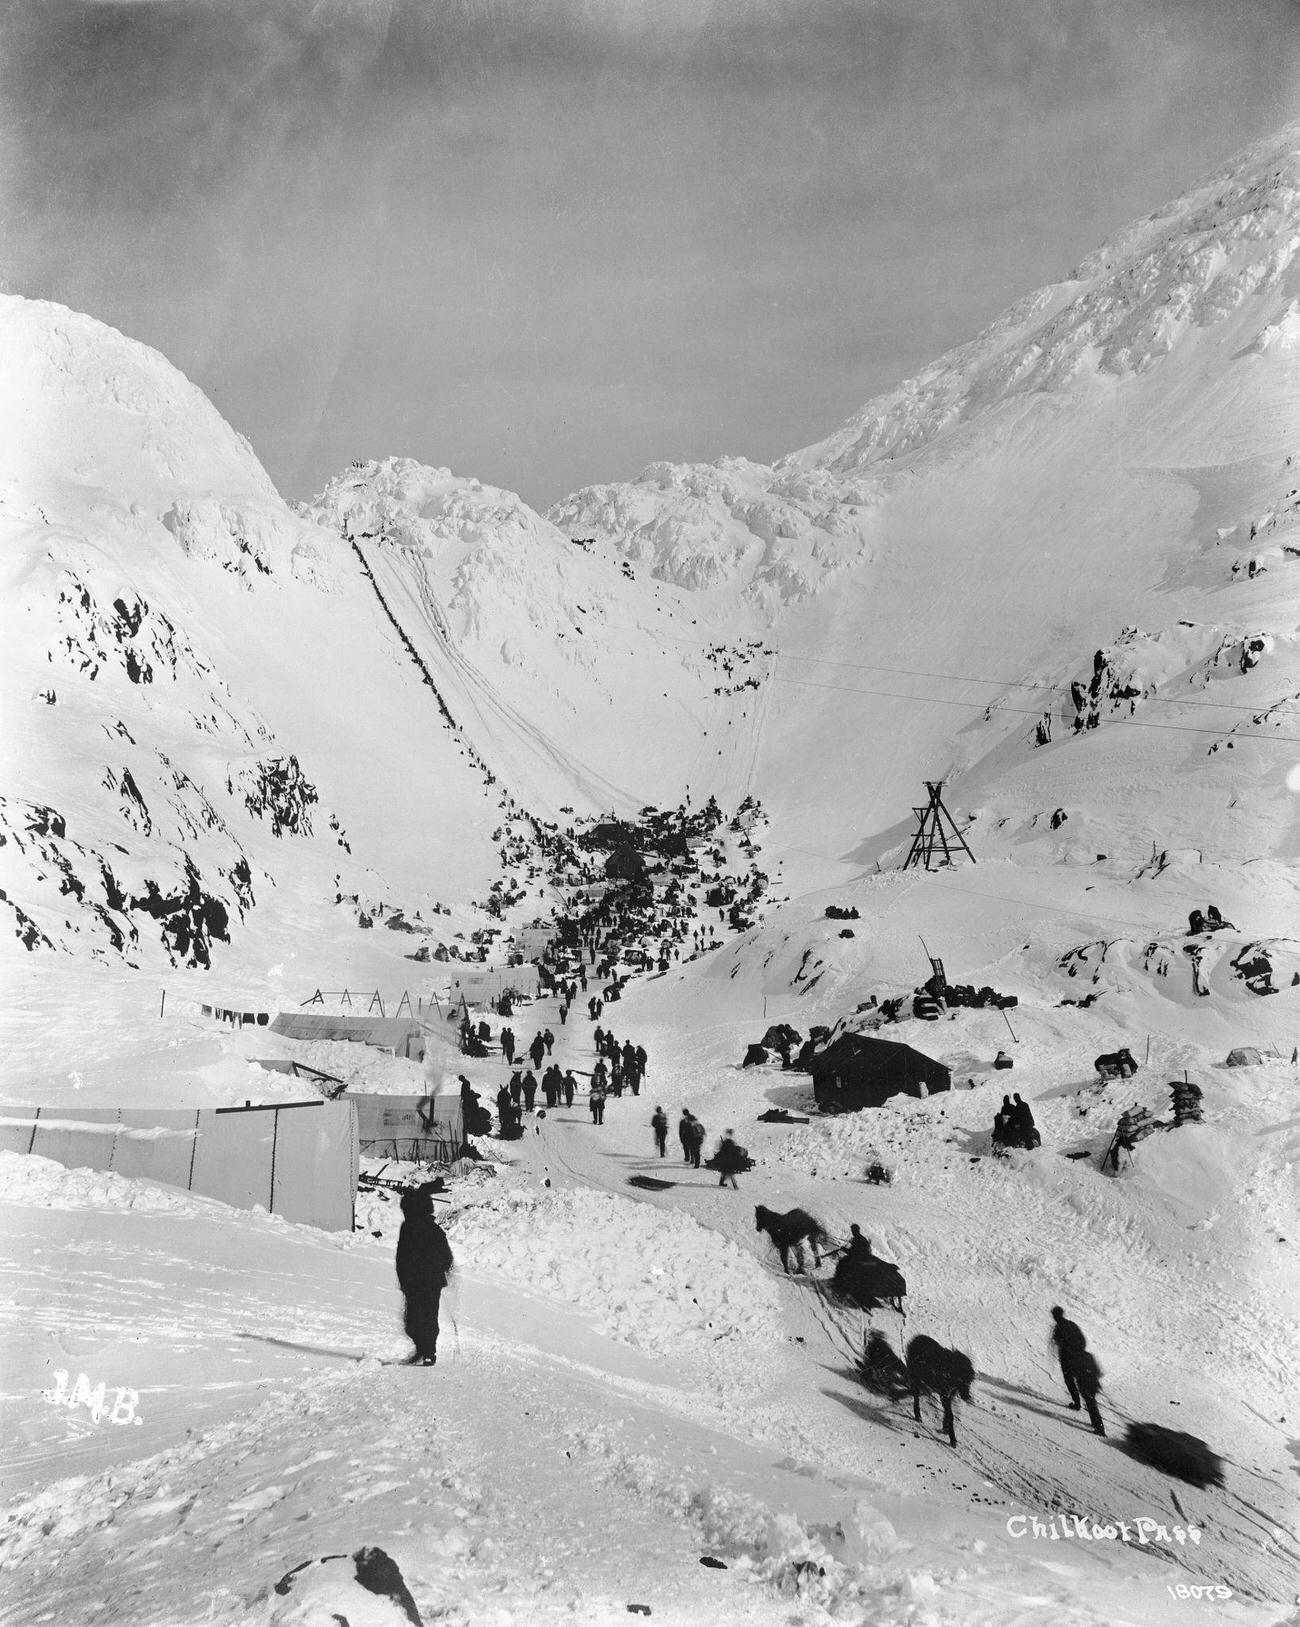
left=3, top=0, right=1298, bottom=510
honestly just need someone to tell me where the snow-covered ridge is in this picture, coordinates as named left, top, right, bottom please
left=548, top=456, right=882, bottom=606
left=0, top=297, right=277, bottom=504
left=551, top=123, right=1300, bottom=603
left=790, top=121, right=1300, bottom=475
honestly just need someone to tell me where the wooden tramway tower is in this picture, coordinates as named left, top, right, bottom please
left=902, top=781, right=976, bottom=871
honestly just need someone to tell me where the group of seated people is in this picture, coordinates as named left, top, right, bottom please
left=992, top=1092, right=1040, bottom=1151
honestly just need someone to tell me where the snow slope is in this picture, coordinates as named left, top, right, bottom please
left=2, top=121, right=1300, bottom=1627
left=300, top=459, right=764, bottom=820
left=553, top=121, right=1300, bottom=880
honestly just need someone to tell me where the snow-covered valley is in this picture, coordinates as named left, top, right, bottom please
left=1, top=121, right=1298, bottom=1627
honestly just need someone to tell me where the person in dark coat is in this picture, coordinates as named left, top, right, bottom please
left=593, top=1025, right=605, bottom=1053
left=543, top=1028, right=555, bottom=1056
left=992, top=1095, right=1014, bottom=1149
left=501, top=1027, right=515, bottom=1064
left=591, top=1058, right=608, bottom=1093
left=651, top=1106, right=668, bottom=1158
left=635, top=1044, right=647, bottom=1078
left=460, top=1076, right=491, bottom=1137
left=687, top=1115, right=705, bottom=1170
left=714, top=1129, right=745, bottom=1188
left=679, top=1110, right=694, bottom=1162
left=589, top=1084, right=606, bottom=1125
left=509, top=1070, right=523, bottom=1107
left=529, top=1034, right=546, bottom=1071
left=562, top=1070, right=577, bottom=1107
left=1012, top=1094, right=1039, bottom=1149
left=1050, top=1306, right=1105, bottom=1434
left=840, top=1223, right=874, bottom=1267
left=522, top=1071, right=538, bottom=1112
left=496, top=1084, right=513, bottom=1129
left=395, top=1184, right=453, bottom=1365
left=1073, top=1350, right=1106, bottom=1437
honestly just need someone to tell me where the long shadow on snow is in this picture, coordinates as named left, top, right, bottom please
left=974, top=1372, right=1111, bottom=1433
left=820, top=1383, right=961, bottom=1446
left=238, top=1332, right=366, bottom=1361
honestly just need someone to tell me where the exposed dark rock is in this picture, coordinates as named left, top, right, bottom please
left=238, top=755, right=319, bottom=838
left=26, top=805, right=66, bottom=841
left=117, top=767, right=152, bottom=835
left=1, top=892, right=55, bottom=951
left=131, top=856, right=232, bottom=968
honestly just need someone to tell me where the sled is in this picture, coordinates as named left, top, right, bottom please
left=1123, top=1422, right=1224, bottom=1488
left=358, top=1172, right=448, bottom=1199
left=830, top=1254, right=908, bottom=1317
left=704, top=1148, right=755, bottom=1174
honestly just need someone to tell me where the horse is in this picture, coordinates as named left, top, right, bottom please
left=754, top=1205, right=830, bottom=1274
left=905, top=1334, right=975, bottom=1448
left=1094, top=1048, right=1137, bottom=1080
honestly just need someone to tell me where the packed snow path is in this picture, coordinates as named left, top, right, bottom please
left=497, top=1054, right=1300, bottom=1600
left=3, top=965, right=1297, bottom=1625
left=432, top=982, right=1300, bottom=1612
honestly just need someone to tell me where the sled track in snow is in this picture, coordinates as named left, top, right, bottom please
left=522, top=1109, right=1300, bottom=1604
left=359, top=540, right=638, bottom=814
left=951, top=1397, right=1299, bottom=1603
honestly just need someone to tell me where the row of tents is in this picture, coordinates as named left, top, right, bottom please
left=0, top=1089, right=465, bottom=1233
left=1, top=974, right=554, bottom=1230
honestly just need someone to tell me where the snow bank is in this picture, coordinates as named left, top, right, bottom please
left=447, top=1186, right=783, bottom=1364
left=569, top=1423, right=925, bottom=1623
left=0, top=1149, right=215, bottom=1214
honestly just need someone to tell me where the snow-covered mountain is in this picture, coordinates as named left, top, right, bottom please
left=555, top=120, right=1300, bottom=877
left=6, top=123, right=1297, bottom=992
left=3, top=123, right=1300, bottom=1627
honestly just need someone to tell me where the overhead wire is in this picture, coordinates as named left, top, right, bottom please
left=770, top=674, right=1300, bottom=744
left=779, top=651, right=1293, bottom=715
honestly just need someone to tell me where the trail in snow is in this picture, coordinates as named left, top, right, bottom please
left=444, top=984, right=1300, bottom=1607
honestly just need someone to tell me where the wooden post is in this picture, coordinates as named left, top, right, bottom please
left=159, top=989, right=166, bottom=1019
left=902, top=782, right=976, bottom=871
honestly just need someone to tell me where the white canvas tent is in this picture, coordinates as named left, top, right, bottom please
left=0, top=1100, right=358, bottom=1230
left=347, top=1092, right=465, bottom=1163
left=446, top=965, right=540, bottom=1006
left=269, top=1012, right=428, bottom=1059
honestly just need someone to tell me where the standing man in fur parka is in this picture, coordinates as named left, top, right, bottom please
left=396, top=1184, right=454, bottom=1366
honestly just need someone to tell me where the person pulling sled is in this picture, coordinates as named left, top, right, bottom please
left=707, top=1129, right=751, bottom=1187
